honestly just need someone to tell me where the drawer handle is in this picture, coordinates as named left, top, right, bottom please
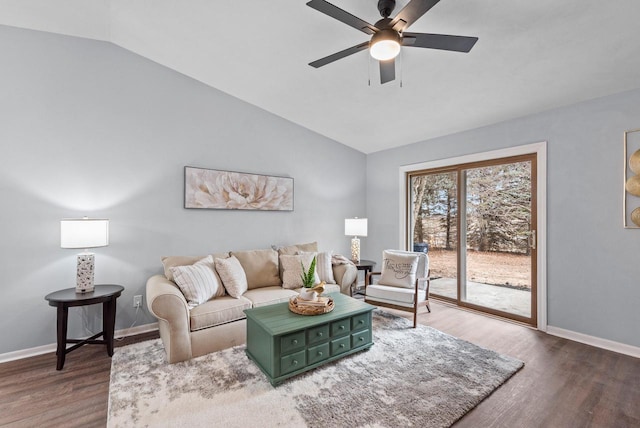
left=292, top=339, right=298, bottom=345
left=293, top=360, right=298, bottom=365
left=358, top=320, right=364, bottom=325
left=340, top=344, right=345, bottom=348
left=318, top=332, right=323, bottom=337
left=318, top=351, right=323, bottom=356
left=340, top=326, right=345, bottom=330
left=359, top=337, right=364, bottom=342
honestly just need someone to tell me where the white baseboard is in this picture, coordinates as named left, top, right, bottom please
left=0, top=322, right=159, bottom=364
left=546, top=326, right=640, bottom=359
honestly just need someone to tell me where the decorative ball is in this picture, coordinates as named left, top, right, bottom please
left=630, top=150, right=640, bottom=174
left=625, top=175, right=640, bottom=196
left=632, top=208, right=640, bottom=227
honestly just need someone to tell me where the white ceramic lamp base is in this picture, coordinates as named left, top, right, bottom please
left=351, top=237, right=361, bottom=263
left=76, top=252, right=95, bottom=293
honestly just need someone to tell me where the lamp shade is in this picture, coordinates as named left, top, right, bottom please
left=345, top=218, right=368, bottom=237
left=61, top=218, right=109, bottom=249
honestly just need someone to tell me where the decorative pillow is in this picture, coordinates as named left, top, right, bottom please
left=215, top=255, right=248, bottom=298
left=169, top=256, right=223, bottom=308
left=162, top=255, right=205, bottom=281
left=299, top=250, right=335, bottom=284
left=161, top=252, right=229, bottom=281
left=231, top=249, right=281, bottom=289
left=279, top=253, right=320, bottom=290
left=379, top=250, right=419, bottom=289
left=276, top=241, right=319, bottom=256
left=276, top=242, right=319, bottom=279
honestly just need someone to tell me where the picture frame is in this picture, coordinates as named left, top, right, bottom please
left=184, top=166, right=294, bottom=211
left=623, top=129, right=640, bottom=228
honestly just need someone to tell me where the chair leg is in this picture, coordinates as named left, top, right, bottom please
left=425, top=300, right=431, bottom=313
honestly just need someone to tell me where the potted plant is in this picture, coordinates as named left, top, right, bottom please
left=299, top=256, right=319, bottom=301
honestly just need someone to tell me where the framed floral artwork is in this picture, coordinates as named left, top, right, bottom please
left=184, top=166, right=294, bottom=211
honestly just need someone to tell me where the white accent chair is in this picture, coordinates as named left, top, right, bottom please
left=365, top=250, right=430, bottom=328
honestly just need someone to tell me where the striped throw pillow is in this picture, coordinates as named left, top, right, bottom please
left=170, top=255, right=224, bottom=308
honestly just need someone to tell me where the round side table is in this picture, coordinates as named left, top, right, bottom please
left=45, top=284, right=124, bottom=370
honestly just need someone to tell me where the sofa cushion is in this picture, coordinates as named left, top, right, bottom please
left=161, top=252, right=229, bottom=281
left=189, top=295, right=252, bottom=331
left=231, top=248, right=281, bottom=290
left=215, top=255, right=248, bottom=298
left=299, top=250, right=335, bottom=284
left=242, top=286, right=298, bottom=308
left=169, top=256, right=224, bottom=308
left=280, top=253, right=320, bottom=289
left=379, top=250, right=419, bottom=289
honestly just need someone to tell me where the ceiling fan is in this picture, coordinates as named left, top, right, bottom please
left=307, top=0, right=478, bottom=84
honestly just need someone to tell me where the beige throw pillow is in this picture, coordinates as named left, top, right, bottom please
left=215, top=255, right=248, bottom=298
left=169, top=256, right=224, bottom=308
left=280, top=253, right=320, bottom=290
left=379, top=250, right=419, bottom=288
left=277, top=241, right=319, bottom=256
left=231, top=249, right=281, bottom=289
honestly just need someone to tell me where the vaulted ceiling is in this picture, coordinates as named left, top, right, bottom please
left=2, top=0, right=640, bottom=153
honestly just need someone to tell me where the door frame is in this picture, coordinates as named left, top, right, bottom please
left=399, top=142, right=547, bottom=331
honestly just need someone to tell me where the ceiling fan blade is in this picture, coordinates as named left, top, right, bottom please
left=380, top=59, right=395, bottom=84
left=403, top=32, right=478, bottom=52
left=390, top=0, right=441, bottom=32
left=306, top=0, right=377, bottom=35
left=309, top=41, right=370, bottom=68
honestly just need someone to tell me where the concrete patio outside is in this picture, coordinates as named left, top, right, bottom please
left=430, top=278, right=531, bottom=318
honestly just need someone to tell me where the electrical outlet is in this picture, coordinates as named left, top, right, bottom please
left=133, top=295, right=142, bottom=308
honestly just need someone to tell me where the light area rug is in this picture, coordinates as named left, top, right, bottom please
left=108, top=310, right=523, bottom=428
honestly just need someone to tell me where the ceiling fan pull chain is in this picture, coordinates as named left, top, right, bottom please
left=399, top=49, right=403, bottom=88
left=368, top=53, right=371, bottom=86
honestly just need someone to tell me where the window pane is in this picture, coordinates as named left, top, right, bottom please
left=410, top=172, right=458, bottom=299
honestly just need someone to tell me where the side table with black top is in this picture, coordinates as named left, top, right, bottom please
left=351, top=259, right=376, bottom=296
left=44, top=284, right=124, bottom=370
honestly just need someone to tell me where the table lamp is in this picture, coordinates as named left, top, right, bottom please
left=345, top=218, right=367, bottom=263
left=61, top=217, right=109, bottom=293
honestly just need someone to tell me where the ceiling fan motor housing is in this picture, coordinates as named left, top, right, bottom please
left=377, top=0, right=396, bottom=18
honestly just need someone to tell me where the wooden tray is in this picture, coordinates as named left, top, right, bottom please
left=288, top=296, right=334, bottom=316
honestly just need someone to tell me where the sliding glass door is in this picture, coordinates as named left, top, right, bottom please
left=408, top=154, right=537, bottom=325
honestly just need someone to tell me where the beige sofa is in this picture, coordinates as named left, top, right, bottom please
left=146, top=242, right=357, bottom=363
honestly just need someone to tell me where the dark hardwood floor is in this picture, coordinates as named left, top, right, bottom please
left=1, top=302, right=638, bottom=427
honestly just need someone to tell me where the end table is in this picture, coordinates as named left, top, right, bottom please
left=45, top=284, right=124, bottom=370
left=351, top=259, right=376, bottom=296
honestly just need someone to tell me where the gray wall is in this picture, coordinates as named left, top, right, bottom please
left=0, top=25, right=366, bottom=355
left=366, top=89, right=640, bottom=348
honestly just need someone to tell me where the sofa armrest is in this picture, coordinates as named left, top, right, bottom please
left=146, top=275, right=193, bottom=363
left=332, top=263, right=357, bottom=295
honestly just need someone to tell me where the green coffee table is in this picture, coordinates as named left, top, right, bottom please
left=244, top=292, right=375, bottom=386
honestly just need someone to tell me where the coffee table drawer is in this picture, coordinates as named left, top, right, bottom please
left=307, top=343, right=330, bottom=365
left=351, top=313, right=369, bottom=330
left=330, top=335, right=351, bottom=356
left=281, top=331, right=305, bottom=354
left=307, top=324, right=329, bottom=345
left=280, top=350, right=306, bottom=375
left=331, top=318, right=351, bottom=336
left=351, top=329, right=371, bottom=348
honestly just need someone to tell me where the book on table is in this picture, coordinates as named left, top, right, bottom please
left=296, top=296, right=331, bottom=307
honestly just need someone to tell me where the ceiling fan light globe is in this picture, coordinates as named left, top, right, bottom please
left=370, top=29, right=401, bottom=61
left=370, top=40, right=401, bottom=60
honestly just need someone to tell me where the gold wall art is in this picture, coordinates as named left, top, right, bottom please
left=623, top=129, right=640, bottom=228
